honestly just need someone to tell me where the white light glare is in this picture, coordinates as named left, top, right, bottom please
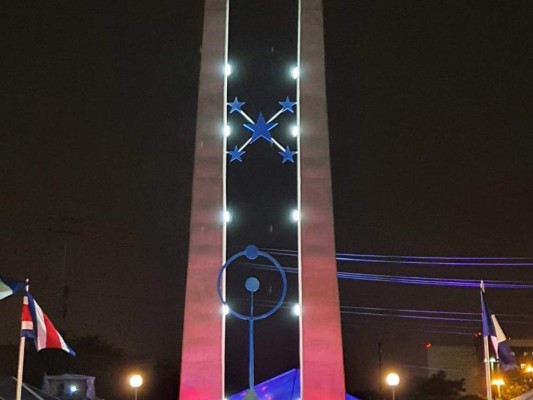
left=223, top=125, right=231, bottom=137
left=69, top=385, right=78, bottom=393
left=223, top=210, right=232, bottom=223
left=291, top=66, right=299, bottom=79
left=224, top=63, right=232, bottom=76
left=222, top=304, right=230, bottom=315
left=292, top=304, right=301, bottom=317
left=291, top=209, right=300, bottom=222
left=386, top=372, right=400, bottom=387
left=291, top=126, right=299, bottom=137
left=129, top=374, right=143, bottom=388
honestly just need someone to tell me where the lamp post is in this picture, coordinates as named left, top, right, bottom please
left=491, top=377, right=504, bottom=399
left=386, top=372, right=400, bottom=400
left=129, top=374, right=143, bottom=400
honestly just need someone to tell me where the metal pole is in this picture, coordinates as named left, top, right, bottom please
left=134, top=388, right=138, bottom=400
left=249, top=291, right=255, bottom=389
left=378, top=342, right=383, bottom=400
left=481, top=283, right=493, bottom=400
left=16, top=280, right=29, bottom=400
left=392, top=386, right=395, bottom=400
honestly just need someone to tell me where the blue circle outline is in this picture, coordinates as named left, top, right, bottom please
left=217, top=246, right=287, bottom=321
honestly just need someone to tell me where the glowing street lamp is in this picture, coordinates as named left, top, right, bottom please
left=526, top=364, right=533, bottom=381
left=491, top=377, right=504, bottom=399
left=386, top=372, right=400, bottom=400
left=129, top=374, right=143, bottom=400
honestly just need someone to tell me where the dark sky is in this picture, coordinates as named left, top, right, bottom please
left=2, top=0, right=533, bottom=396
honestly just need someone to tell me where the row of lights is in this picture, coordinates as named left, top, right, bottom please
left=225, top=63, right=299, bottom=79
left=222, top=61, right=299, bottom=400
left=222, top=303, right=301, bottom=316
left=223, top=62, right=299, bottom=137
left=223, top=210, right=300, bottom=223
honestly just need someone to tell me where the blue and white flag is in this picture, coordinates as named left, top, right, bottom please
left=0, top=277, right=24, bottom=300
left=481, top=290, right=518, bottom=371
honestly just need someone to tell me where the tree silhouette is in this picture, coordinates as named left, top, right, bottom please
left=405, top=370, right=482, bottom=400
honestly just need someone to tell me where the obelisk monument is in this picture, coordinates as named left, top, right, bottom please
left=179, top=1, right=345, bottom=398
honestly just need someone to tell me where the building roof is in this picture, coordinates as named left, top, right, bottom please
left=0, top=377, right=61, bottom=400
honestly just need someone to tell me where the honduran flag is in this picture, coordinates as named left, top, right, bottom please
left=0, top=277, right=24, bottom=300
left=21, top=292, right=76, bottom=356
left=481, top=290, right=517, bottom=371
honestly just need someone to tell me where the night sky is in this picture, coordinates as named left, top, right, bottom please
left=2, top=0, right=533, bottom=397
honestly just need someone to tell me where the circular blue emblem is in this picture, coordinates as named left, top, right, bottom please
left=217, top=245, right=287, bottom=321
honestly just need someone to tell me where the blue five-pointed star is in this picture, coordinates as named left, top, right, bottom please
left=228, top=145, right=245, bottom=162
left=244, top=113, right=278, bottom=143
left=279, top=146, right=296, bottom=163
left=228, top=97, right=245, bottom=113
left=278, top=97, right=297, bottom=113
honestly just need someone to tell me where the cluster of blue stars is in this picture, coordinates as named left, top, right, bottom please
left=227, top=97, right=297, bottom=163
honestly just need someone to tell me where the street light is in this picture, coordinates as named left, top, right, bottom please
left=386, top=372, right=400, bottom=400
left=491, top=377, right=504, bottom=399
left=526, top=364, right=533, bottom=381
left=129, top=374, right=143, bottom=400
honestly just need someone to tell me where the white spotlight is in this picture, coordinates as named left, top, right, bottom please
left=291, top=125, right=299, bottom=137
left=292, top=304, right=301, bottom=317
left=291, top=209, right=300, bottom=222
left=291, top=66, right=299, bottom=79
left=224, top=63, right=232, bottom=76
left=223, top=125, right=231, bottom=137
left=222, top=304, right=230, bottom=315
left=223, top=210, right=232, bottom=223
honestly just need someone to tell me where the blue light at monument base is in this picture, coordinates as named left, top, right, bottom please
left=227, top=369, right=361, bottom=400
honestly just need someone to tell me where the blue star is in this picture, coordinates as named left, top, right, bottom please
left=243, top=113, right=278, bottom=143
left=279, top=97, right=297, bottom=113
left=228, top=145, right=245, bottom=162
left=228, top=97, right=245, bottom=113
left=279, top=146, right=297, bottom=163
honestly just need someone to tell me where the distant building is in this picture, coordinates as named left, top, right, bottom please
left=509, top=339, right=533, bottom=370
left=42, top=374, right=102, bottom=400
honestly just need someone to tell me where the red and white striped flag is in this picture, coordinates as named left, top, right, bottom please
left=21, top=292, right=75, bottom=356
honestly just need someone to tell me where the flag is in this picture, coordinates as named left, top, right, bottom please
left=481, top=290, right=517, bottom=371
left=0, top=277, right=24, bottom=300
left=21, top=292, right=76, bottom=356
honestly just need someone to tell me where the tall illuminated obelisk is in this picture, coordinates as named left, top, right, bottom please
left=179, top=1, right=345, bottom=399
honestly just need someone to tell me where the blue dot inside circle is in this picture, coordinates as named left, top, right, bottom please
left=245, top=245, right=259, bottom=260
left=245, top=277, right=260, bottom=292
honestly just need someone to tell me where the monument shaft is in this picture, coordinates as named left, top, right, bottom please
left=179, top=1, right=345, bottom=398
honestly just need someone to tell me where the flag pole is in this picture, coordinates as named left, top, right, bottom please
left=16, top=279, right=29, bottom=400
left=481, top=281, right=493, bottom=400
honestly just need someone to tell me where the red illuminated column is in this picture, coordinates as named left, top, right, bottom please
left=178, top=1, right=226, bottom=399
left=299, top=0, right=346, bottom=398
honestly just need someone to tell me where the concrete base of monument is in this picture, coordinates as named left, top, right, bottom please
left=227, top=369, right=360, bottom=400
